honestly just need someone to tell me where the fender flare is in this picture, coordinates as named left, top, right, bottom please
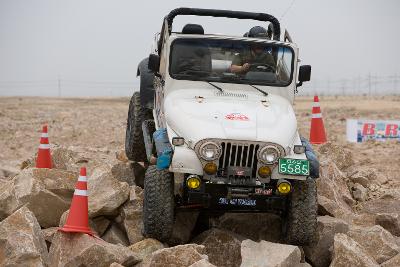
left=137, top=57, right=155, bottom=109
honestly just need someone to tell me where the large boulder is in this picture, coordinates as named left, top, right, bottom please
left=304, top=216, right=349, bottom=267
left=351, top=183, right=368, bottom=202
left=13, top=168, right=71, bottom=227
left=128, top=238, right=165, bottom=262
left=92, top=216, right=111, bottom=236
left=189, top=259, right=217, bottom=267
left=193, top=228, right=243, bottom=267
left=316, top=161, right=354, bottom=220
left=348, top=168, right=389, bottom=186
left=351, top=213, right=378, bottom=228
left=51, top=147, right=79, bottom=171
left=48, top=231, right=139, bottom=267
left=0, top=207, right=49, bottom=266
left=376, top=213, right=400, bottom=237
left=0, top=166, right=18, bottom=179
left=317, top=142, right=354, bottom=170
left=0, top=168, right=76, bottom=226
left=346, top=225, right=400, bottom=264
left=102, top=223, right=130, bottom=246
left=111, top=162, right=145, bottom=187
left=381, top=253, right=400, bottom=267
left=31, top=168, right=78, bottom=199
left=240, top=239, right=302, bottom=267
left=42, top=227, right=59, bottom=249
left=330, top=233, right=379, bottom=267
left=359, top=199, right=400, bottom=215
left=140, top=244, right=208, bottom=267
left=119, top=185, right=145, bottom=244
left=0, top=179, right=19, bottom=220
left=168, top=211, right=199, bottom=245
left=211, top=213, right=282, bottom=242
left=88, top=165, right=130, bottom=217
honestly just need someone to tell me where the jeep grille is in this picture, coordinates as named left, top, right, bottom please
left=195, top=139, right=286, bottom=184
left=218, top=142, right=260, bottom=179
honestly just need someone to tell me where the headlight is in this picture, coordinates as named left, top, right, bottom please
left=199, top=142, right=221, bottom=161
left=258, top=145, right=281, bottom=164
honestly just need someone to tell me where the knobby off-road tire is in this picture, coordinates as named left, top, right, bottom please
left=125, top=92, right=152, bottom=162
left=143, top=166, right=174, bottom=242
left=285, top=177, right=318, bottom=246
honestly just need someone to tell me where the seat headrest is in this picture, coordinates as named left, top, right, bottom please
left=182, top=24, right=204, bottom=35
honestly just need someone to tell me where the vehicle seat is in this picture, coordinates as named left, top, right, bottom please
left=182, top=24, right=204, bottom=35
left=171, top=25, right=211, bottom=74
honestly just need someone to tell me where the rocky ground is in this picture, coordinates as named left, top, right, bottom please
left=0, top=96, right=400, bottom=267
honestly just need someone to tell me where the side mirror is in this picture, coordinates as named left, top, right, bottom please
left=148, top=54, right=160, bottom=73
left=299, top=65, right=311, bottom=82
left=297, top=65, right=311, bottom=87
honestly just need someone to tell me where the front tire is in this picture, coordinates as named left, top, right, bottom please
left=143, top=166, right=174, bottom=242
left=125, top=92, right=152, bottom=162
left=285, top=177, right=317, bottom=245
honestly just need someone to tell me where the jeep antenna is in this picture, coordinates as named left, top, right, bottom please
left=280, top=0, right=296, bottom=20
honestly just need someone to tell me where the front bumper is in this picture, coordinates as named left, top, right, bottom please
left=179, top=183, right=287, bottom=213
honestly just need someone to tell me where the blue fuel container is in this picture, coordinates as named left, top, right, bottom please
left=153, top=128, right=172, bottom=170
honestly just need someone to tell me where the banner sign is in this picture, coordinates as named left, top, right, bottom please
left=346, top=119, right=400, bottom=142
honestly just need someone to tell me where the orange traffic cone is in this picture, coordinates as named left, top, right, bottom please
left=36, top=125, right=52, bottom=168
left=60, top=167, right=93, bottom=235
left=309, top=95, right=327, bottom=144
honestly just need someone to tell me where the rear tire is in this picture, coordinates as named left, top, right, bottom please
left=125, top=92, right=152, bottom=162
left=143, top=166, right=174, bottom=242
left=285, top=177, right=317, bottom=246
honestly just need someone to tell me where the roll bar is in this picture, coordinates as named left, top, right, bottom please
left=157, top=7, right=281, bottom=53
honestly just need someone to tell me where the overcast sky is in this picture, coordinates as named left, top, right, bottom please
left=0, top=0, right=399, bottom=96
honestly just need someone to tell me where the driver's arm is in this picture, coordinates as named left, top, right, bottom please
left=231, top=63, right=250, bottom=74
left=230, top=53, right=250, bottom=74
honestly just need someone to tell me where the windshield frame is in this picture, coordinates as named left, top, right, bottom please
left=168, top=36, right=295, bottom=87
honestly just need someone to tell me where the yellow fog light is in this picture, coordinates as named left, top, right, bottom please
left=258, top=166, right=271, bottom=178
left=203, top=162, right=217, bottom=175
left=277, top=180, right=292, bottom=195
left=187, top=175, right=201, bottom=189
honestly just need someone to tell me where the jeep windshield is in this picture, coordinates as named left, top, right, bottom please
left=169, top=38, right=294, bottom=86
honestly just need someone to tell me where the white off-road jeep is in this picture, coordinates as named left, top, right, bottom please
left=125, top=8, right=319, bottom=245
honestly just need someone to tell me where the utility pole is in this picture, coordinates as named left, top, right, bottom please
left=368, top=73, right=371, bottom=96
left=58, top=75, right=61, bottom=97
left=341, top=80, right=346, bottom=96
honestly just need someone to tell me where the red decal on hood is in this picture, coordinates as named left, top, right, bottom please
left=225, top=113, right=249, bottom=121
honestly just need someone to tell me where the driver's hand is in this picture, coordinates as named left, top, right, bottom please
left=241, top=63, right=250, bottom=73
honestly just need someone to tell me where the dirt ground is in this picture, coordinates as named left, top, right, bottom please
left=0, top=95, right=399, bottom=187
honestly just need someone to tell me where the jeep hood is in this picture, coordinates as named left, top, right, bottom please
left=164, top=89, right=297, bottom=148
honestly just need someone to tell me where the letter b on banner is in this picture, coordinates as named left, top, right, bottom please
left=362, top=123, right=375, bottom=135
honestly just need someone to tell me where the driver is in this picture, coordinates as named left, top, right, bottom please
left=231, top=26, right=276, bottom=74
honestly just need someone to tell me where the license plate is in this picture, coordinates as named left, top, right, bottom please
left=218, top=197, right=256, bottom=206
left=278, top=158, right=310, bottom=176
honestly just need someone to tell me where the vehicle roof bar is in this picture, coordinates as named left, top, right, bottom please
left=158, top=7, right=281, bottom=53
left=166, top=8, right=280, bottom=40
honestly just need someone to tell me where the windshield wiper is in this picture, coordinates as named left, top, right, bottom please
left=249, top=84, right=268, bottom=96
left=207, top=81, right=223, bottom=93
